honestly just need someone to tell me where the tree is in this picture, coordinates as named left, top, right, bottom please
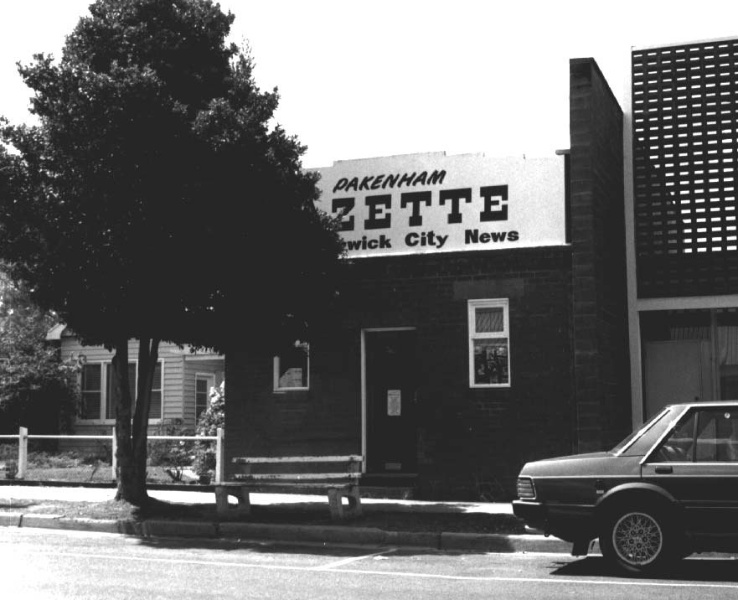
left=0, top=0, right=344, bottom=505
left=0, top=273, right=79, bottom=434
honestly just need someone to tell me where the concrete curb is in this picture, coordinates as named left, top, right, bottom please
left=0, top=512, right=23, bottom=527
left=20, top=514, right=122, bottom=534
left=1, top=512, right=574, bottom=553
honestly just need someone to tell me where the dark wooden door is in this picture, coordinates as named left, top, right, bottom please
left=365, top=330, right=417, bottom=474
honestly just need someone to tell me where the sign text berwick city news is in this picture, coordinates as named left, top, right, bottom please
left=328, top=169, right=518, bottom=252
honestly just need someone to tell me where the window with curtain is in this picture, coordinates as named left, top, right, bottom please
left=468, top=299, right=510, bottom=387
left=717, top=311, right=738, bottom=399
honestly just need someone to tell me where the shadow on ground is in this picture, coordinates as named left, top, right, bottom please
left=126, top=532, right=499, bottom=558
left=135, top=499, right=525, bottom=534
left=551, top=556, right=738, bottom=582
left=0, top=496, right=525, bottom=534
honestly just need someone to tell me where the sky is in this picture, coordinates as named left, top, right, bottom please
left=2, top=0, right=738, bottom=168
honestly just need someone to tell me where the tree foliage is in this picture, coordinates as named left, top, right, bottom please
left=0, top=273, right=79, bottom=434
left=0, top=0, right=344, bottom=504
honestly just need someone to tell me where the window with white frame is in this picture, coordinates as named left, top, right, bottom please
left=80, top=361, right=162, bottom=420
left=80, top=364, right=103, bottom=419
left=195, top=373, right=215, bottom=419
left=273, top=342, right=309, bottom=391
left=468, top=299, right=510, bottom=387
left=149, top=361, right=163, bottom=419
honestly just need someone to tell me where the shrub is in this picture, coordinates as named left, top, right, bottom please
left=0, top=279, right=80, bottom=434
left=0, top=444, right=16, bottom=461
left=27, top=451, right=79, bottom=469
left=193, top=381, right=225, bottom=483
left=147, top=420, right=196, bottom=481
left=4, top=460, right=18, bottom=479
left=81, top=444, right=112, bottom=465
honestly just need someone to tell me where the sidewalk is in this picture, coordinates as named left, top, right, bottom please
left=0, top=483, right=574, bottom=554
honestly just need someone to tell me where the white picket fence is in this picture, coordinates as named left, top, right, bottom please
left=0, top=427, right=225, bottom=484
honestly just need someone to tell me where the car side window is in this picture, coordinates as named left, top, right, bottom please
left=653, top=412, right=696, bottom=462
left=694, top=409, right=738, bottom=463
left=655, top=408, right=738, bottom=463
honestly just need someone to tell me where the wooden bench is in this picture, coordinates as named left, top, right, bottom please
left=214, top=455, right=363, bottom=520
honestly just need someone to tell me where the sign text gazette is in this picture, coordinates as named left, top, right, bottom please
left=315, top=152, right=566, bottom=258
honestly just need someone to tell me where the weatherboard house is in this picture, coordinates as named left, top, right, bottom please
left=46, top=325, right=224, bottom=453
left=224, top=58, right=631, bottom=499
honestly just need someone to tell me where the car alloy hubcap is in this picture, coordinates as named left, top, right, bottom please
left=612, top=512, right=663, bottom=566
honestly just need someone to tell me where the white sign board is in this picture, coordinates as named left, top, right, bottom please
left=314, top=152, right=566, bottom=258
left=387, top=389, right=402, bottom=416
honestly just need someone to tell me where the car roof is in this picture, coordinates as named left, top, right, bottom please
left=665, top=401, right=738, bottom=409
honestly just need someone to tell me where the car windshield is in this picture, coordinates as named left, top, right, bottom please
left=610, top=407, right=672, bottom=454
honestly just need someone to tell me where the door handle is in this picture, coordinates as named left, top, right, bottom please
left=655, top=466, right=673, bottom=474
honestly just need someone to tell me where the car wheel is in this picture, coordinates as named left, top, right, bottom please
left=600, top=505, right=678, bottom=575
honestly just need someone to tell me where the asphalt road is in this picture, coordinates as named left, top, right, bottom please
left=4, top=527, right=738, bottom=600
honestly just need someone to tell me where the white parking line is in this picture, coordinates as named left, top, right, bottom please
left=317, top=548, right=398, bottom=570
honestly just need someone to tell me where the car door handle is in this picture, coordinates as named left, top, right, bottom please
left=655, top=466, right=673, bottom=474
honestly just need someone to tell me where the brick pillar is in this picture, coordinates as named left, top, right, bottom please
left=569, top=58, right=631, bottom=453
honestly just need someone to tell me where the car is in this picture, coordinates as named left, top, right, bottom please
left=512, top=401, right=738, bottom=575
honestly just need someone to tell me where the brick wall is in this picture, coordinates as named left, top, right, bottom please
left=226, top=246, right=573, bottom=499
left=569, top=58, right=631, bottom=452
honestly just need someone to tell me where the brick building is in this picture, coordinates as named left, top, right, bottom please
left=225, top=58, right=631, bottom=500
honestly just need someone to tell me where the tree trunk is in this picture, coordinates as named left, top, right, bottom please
left=112, top=340, right=139, bottom=504
left=113, top=337, right=160, bottom=506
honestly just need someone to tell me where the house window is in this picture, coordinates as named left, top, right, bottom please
left=150, top=361, right=163, bottom=420
left=274, top=342, right=309, bottom=391
left=81, top=364, right=103, bottom=419
left=80, top=361, right=162, bottom=421
left=195, top=373, right=215, bottom=420
left=468, top=299, right=510, bottom=387
left=105, top=362, right=137, bottom=420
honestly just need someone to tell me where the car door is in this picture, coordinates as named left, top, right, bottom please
left=642, top=406, right=738, bottom=536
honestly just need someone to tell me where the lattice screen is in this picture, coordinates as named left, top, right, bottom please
left=633, top=39, right=738, bottom=297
